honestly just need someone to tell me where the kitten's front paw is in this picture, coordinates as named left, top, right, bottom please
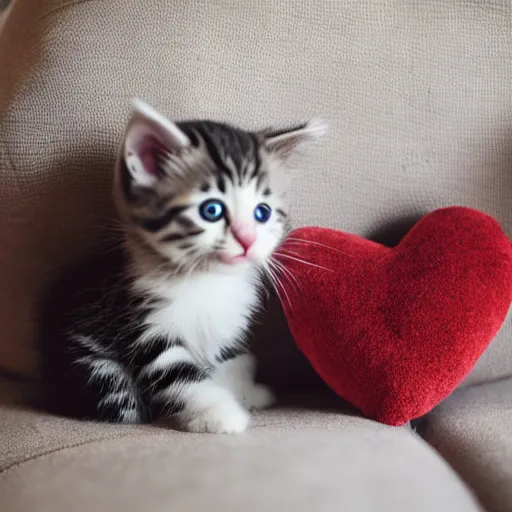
left=241, top=384, right=276, bottom=411
left=184, top=401, right=250, bottom=434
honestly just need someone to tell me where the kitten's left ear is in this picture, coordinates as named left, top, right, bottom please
left=260, top=119, right=327, bottom=161
left=122, top=98, right=190, bottom=187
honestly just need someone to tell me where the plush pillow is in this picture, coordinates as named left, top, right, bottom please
left=277, top=207, right=512, bottom=426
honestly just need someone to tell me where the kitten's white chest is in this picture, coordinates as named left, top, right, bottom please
left=141, top=267, right=260, bottom=361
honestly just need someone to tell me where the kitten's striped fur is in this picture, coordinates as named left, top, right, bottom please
left=39, top=99, right=324, bottom=433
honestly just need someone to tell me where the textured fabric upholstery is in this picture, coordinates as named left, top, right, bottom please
left=0, top=395, right=482, bottom=512
left=423, top=378, right=512, bottom=512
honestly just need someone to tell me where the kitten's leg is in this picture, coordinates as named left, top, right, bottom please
left=137, top=345, right=250, bottom=434
left=70, top=335, right=143, bottom=423
left=213, top=352, right=276, bottom=411
left=179, top=380, right=251, bottom=434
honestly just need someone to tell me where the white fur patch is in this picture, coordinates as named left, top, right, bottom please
left=134, top=265, right=260, bottom=363
left=181, top=380, right=250, bottom=434
left=214, top=353, right=276, bottom=411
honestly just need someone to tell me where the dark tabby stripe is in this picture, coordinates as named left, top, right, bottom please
left=136, top=206, right=190, bottom=232
left=160, top=230, right=204, bottom=243
left=150, top=397, right=186, bottom=419
left=180, top=126, right=200, bottom=148
left=250, top=152, right=262, bottom=182
left=139, top=362, right=208, bottom=395
left=194, top=125, right=235, bottom=184
left=255, top=171, right=267, bottom=191
left=216, top=175, right=226, bottom=193
left=126, top=337, right=170, bottom=373
left=243, top=135, right=260, bottom=182
left=97, top=401, right=136, bottom=423
left=264, top=122, right=307, bottom=139
left=175, top=215, right=199, bottom=230
left=216, top=344, right=247, bottom=363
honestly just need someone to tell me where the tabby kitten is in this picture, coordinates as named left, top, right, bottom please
left=40, top=99, right=324, bottom=434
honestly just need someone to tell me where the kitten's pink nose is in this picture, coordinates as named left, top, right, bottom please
left=232, top=224, right=257, bottom=253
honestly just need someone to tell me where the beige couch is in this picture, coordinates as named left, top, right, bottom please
left=1, top=1, right=511, bottom=511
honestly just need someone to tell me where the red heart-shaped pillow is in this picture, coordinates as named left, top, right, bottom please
left=276, top=207, right=512, bottom=426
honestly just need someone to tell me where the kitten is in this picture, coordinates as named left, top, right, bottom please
left=39, top=99, right=324, bottom=434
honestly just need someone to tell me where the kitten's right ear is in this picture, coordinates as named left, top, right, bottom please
left=121, top=98, right=190, bottom=188
left=261, top=119, right=327, bottom=161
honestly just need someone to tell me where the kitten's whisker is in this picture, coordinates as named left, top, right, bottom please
left=269, top=257, right=297, bottom=289
left=271, top=258, right=303, bottom=294
left=277, top=248, right=304, bottom=258
left=269, top=262, right=300, bottom=305
left=283, top=237, right=352, bottom=256
left=261, top=261, right=289, bottom=312
left=274, top=251, right=334, bottom=273
left=264, top=261, right=294, bottom=314
left=261, top=261, right=279, bottom=292
left=260, top=263, right=277, bottom=297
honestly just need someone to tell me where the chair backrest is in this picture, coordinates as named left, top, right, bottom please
left=1, top=0, right=511, bottom=389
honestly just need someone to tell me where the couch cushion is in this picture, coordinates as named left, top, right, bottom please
left=0, top=395, right=482, bottom=512
left=1, top=0, right=511, bottom=386
left=423, top=378, right=512, bottom=512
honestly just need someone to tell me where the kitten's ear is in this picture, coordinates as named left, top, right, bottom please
left=122, top=98, right=190, bottom=187
left=261, top=119, right=327, bottom=161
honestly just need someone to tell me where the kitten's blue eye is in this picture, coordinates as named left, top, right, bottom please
left=199, top=199, right=225, bottom=222
left=254, top=203, right=272, bottom=223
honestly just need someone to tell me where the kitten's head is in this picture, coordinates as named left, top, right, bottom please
left=114, top=99, right=325, bottom=273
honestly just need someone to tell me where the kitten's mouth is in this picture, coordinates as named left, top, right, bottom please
left=218, top=253, right=248, bottom=265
